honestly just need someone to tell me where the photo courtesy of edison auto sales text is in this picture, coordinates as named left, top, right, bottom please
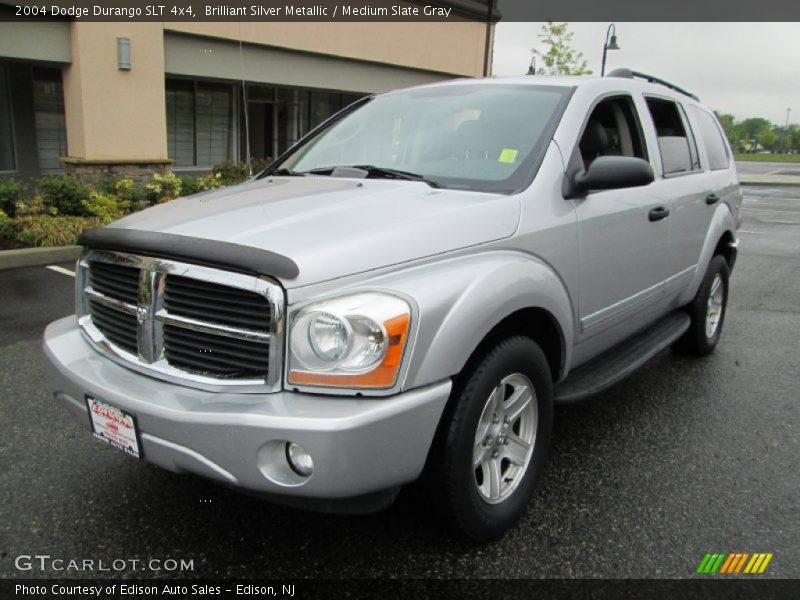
left=14, top=584, right=296, bottom=597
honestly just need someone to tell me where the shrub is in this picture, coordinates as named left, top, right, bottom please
left=37, top=174, right=90, bottom=216
left=146, top=172, right=182, bottom=203
left=0, top=209, right=12, bottom=239
left=0, top=178, right=26, bottom=216
left=9, top=215, right=103, bottom=247
left=14, top=194, right=58, bottom=216
left=212, top=161, right=251, bottom=186
left=178, top=175, right=201, bottom=196
left=196, top=172, right=224, bottom=192
left=95, top=175, right=123, bottom=196
left=82, top=191, right=129, bottom=224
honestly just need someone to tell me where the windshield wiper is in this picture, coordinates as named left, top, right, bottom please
left=303, top=165, right=440, bottom=188
left=352, top=165, right=441, bottom=188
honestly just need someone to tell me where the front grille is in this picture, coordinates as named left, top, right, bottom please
left=164, top=274, right=271, bottom=332
left=79, top=252, right=283, bottom=392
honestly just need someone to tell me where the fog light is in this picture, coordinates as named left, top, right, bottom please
left=285, top=442, right=314, bottom=477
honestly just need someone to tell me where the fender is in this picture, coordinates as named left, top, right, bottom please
left=677, top=202, right=738, bottom=306
left=364, top=250, right=575, bottom=391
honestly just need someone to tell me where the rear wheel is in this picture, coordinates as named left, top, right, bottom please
left=674, top=255, right=730, bottom=356
left=431, top=336, right=553, bottom=541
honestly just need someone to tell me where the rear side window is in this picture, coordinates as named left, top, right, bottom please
left=645, top=98, right=700, bottom=176
left=690, top=106, right=731, bottom=170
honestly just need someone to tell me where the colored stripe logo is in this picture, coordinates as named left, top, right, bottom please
left=696, top=552, right=773, bottom=574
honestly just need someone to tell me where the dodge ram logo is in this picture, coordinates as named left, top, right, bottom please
left=136, top=306, right=148, bottom=324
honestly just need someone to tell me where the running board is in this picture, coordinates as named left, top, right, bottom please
left=556, top=311, right=691, bottom=404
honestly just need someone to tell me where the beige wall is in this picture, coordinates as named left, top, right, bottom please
left=165, top=19, right=490, bottom=77
left=63, top=23, right=168, bottom=161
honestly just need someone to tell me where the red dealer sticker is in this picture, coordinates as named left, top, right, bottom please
left=86, top=396, right=141, bottom=459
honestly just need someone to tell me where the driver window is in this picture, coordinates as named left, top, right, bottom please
left=579, top=96, right=647, bottom=171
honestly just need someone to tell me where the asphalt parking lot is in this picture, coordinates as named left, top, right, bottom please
left=1, top=185, right=798, bottom=580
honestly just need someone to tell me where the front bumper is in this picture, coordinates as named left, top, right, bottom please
left=43, top=316, right=450, bottom=502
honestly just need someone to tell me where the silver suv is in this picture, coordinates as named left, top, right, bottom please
left=44, top=70, right=741, bottom=540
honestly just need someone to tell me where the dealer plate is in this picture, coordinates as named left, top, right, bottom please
left=86, top=396, right=141, bottom=459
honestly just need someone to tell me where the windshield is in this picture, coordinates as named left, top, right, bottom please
left=270, top=83, right=571, bottom=193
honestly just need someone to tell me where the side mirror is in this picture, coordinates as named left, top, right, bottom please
left=571, top=156, right=654, bottom=195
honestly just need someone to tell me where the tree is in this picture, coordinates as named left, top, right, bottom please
left=757, top=128, right=777, bottom=153
left=532, top=22, right=592, bottom=76
left=735, top=117, right=771, bottom=152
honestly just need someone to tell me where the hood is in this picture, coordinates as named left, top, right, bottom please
left=110, top=176, right=520, bottom=288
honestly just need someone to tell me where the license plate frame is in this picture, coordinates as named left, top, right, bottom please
left=85, top=396, right=142, bottom=459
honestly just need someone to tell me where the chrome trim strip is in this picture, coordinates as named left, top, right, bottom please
left=83, top=288, right=138, bottom=315
left=664, top=265, right=696, bottom=293
left=155, top=311, right=271, bottom=343
left=580, top=280, right=665, bottom=335
left=77, top=249, right=285, bottom=394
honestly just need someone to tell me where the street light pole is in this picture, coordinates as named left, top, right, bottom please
left=783, top=108, right=791, bottom=153
left=601, top=24, right=620, bottom=77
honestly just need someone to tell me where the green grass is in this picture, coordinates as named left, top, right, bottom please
left=734, top=153, right=800, bottom=163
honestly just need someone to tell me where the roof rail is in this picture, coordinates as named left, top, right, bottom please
left=606, top=68, right=699, bottom=102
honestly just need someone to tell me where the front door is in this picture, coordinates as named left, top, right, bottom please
left=571, top=95, right=670, bottom=341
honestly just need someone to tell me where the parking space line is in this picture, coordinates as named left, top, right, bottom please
left=741, top=207, right=799, bottom=213
left=46, top=265, right=75, bottom=277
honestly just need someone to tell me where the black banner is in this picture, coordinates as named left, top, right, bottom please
left=3, top=579, right=800, bottom=600
left=2, top=0, right=800, bottom=22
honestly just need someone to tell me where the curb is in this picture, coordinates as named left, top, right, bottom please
left=0, top=246, right=82, bottom=271
left=740, top=181, right=800, bottom=188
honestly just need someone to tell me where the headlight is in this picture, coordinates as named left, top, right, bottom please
left=288, top=292, right=412, bottom=389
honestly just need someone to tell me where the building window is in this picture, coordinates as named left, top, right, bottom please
left=167, top=77, right=366, bottom=169
left=32, top=68, right=68, bottom=173
left=0, top=63, right=16, bottom=172
left=166, top=79, right=238, bottom=168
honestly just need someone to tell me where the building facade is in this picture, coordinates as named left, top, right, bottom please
left=0, top=1, right=495, bottom=181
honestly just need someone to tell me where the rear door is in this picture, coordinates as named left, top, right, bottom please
left=641, top=96, right=708, bottom=297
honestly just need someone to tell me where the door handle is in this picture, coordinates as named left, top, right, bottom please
left=706, top=193, right=720, bottom=205
left=649, top=206, right=670, bottom=222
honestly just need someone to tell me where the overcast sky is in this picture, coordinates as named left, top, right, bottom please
left=492, top=22, right=799, bottom=125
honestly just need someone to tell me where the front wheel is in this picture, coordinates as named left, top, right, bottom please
left=674, top=254, right=730, bottom=356
left=431, top=336, right=553, bottom=541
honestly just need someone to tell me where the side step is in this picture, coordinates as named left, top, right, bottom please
left=555, top=311, right=691, bottom=404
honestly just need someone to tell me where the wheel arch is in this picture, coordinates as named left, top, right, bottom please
left=678, top=205, right=738, bottom=306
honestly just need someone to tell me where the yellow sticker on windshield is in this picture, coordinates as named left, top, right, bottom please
left=498, top=148, right=518, bottom=164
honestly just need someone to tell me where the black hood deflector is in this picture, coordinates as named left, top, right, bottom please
left=79, top=228, right=299, bottom=280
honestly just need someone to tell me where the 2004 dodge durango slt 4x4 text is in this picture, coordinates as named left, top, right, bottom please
left=44, top=70, right=741, bottom=540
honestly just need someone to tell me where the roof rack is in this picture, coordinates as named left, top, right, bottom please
left=605, top=68, right=699, bottom=102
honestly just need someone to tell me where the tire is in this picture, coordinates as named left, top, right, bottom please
left=674, top=255, right=730, bottom=356
left=430, top=336, right=554, bottom=541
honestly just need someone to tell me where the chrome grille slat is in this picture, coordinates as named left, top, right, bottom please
left=78, top=250, right=285, bottom=393
left=154, top=311, right=270, bottom=343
